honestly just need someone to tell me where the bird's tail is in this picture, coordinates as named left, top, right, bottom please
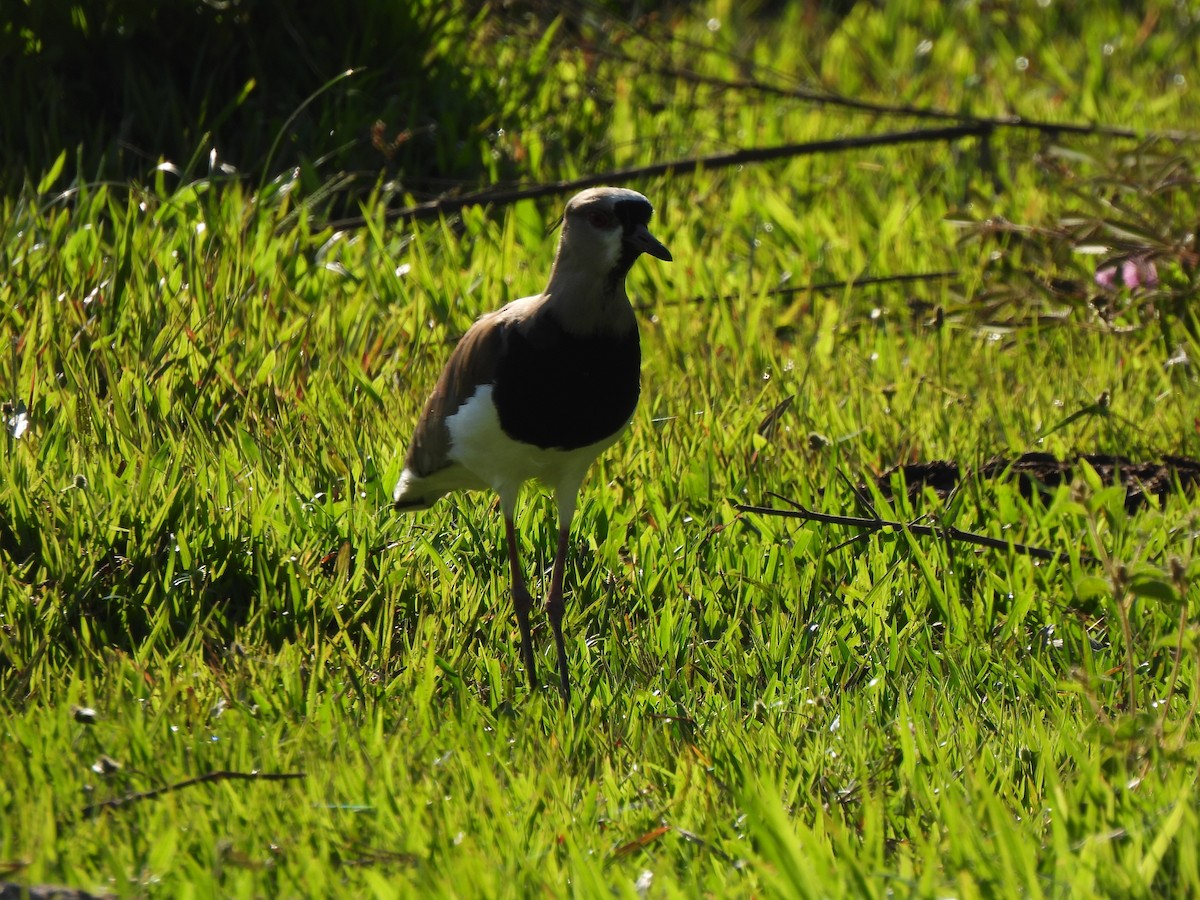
left=393, top=466, right=444, bottom=511
left=393, top=463, right=480, bottom=511
left=393, top=495, right=433, bottom=511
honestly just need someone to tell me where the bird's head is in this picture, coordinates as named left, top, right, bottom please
left=554, top=187, right=672, bottom=284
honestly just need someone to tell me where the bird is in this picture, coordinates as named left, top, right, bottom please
left=393, top=186, right=671, bottom=703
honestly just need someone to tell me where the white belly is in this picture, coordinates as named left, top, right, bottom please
left=446, top=385, right=627, bottom=506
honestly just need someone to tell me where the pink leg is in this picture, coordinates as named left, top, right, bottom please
left=545, top=524, right=572, bottom=704
left=504, top=516, right=538, bottom=689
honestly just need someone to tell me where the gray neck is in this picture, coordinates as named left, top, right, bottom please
left=541, top=242, right=636, bottom=336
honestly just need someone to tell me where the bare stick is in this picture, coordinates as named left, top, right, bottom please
left=735, top=501, right=1100, bottom=566
left=638, top=270, right=958, bottom=312
left=330, top=124, right=989, bottom=229
left=590, top=46, right=1200, bottom=142
left=82, top=770, right=305, bottom=817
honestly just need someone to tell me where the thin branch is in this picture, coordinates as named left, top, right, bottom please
left=82, top=770, right=305, bottom=817
left=638, top=270, right=958, bottom=312
left=763, top=489, right=881, bottom=556
left=594, top=46, right=1200, bottom=143
left=735, top=501, right=1100, bottom=566
left=330, top=124, right=990, bottom=229
left=766, top=270, right=958, bottom=298
left=674, top=826, right=738, bottom=864
left=0, top=884, right=112, bottom=900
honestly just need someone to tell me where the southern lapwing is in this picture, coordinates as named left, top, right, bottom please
left=393, top=187, right=671, bottom=702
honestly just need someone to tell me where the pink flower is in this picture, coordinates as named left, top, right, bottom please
left=1096, top=256, right=1158, bottom=290
left=1094, top=265, right=1119, bottom=289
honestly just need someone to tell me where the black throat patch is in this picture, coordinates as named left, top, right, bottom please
left=492, top=316, right=641, bottom=450
left=611, top=197, right=655, bottom=282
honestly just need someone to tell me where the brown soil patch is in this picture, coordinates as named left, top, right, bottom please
left=877, top=453, right=1200, bottom=512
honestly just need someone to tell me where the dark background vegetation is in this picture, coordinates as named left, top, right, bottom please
left=2, top=0, right=486, bottom=191
left=1, top=0, right=866, bottom=200
left=1, top=0, right=596, bottom=195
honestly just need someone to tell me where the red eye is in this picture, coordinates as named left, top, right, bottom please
left=588, top=211, right=614, bottom=229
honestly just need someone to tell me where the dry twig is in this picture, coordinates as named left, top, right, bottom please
left=735, top=498, right=1100, bottom=566
left=82, top=770, right=305, bottom=817
left=330, top=125, right=989, bottom=229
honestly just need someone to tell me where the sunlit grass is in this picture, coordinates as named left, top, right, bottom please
left=3, top=1, right=1200, bottom=896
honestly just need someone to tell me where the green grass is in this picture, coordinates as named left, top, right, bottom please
left=3, top=0, right=1200, bottom=895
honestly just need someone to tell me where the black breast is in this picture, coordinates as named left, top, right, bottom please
left=492, top=318, right=641, bottom=450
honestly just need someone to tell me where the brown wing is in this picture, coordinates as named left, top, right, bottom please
left=402, top=310, right=510, bottom=479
